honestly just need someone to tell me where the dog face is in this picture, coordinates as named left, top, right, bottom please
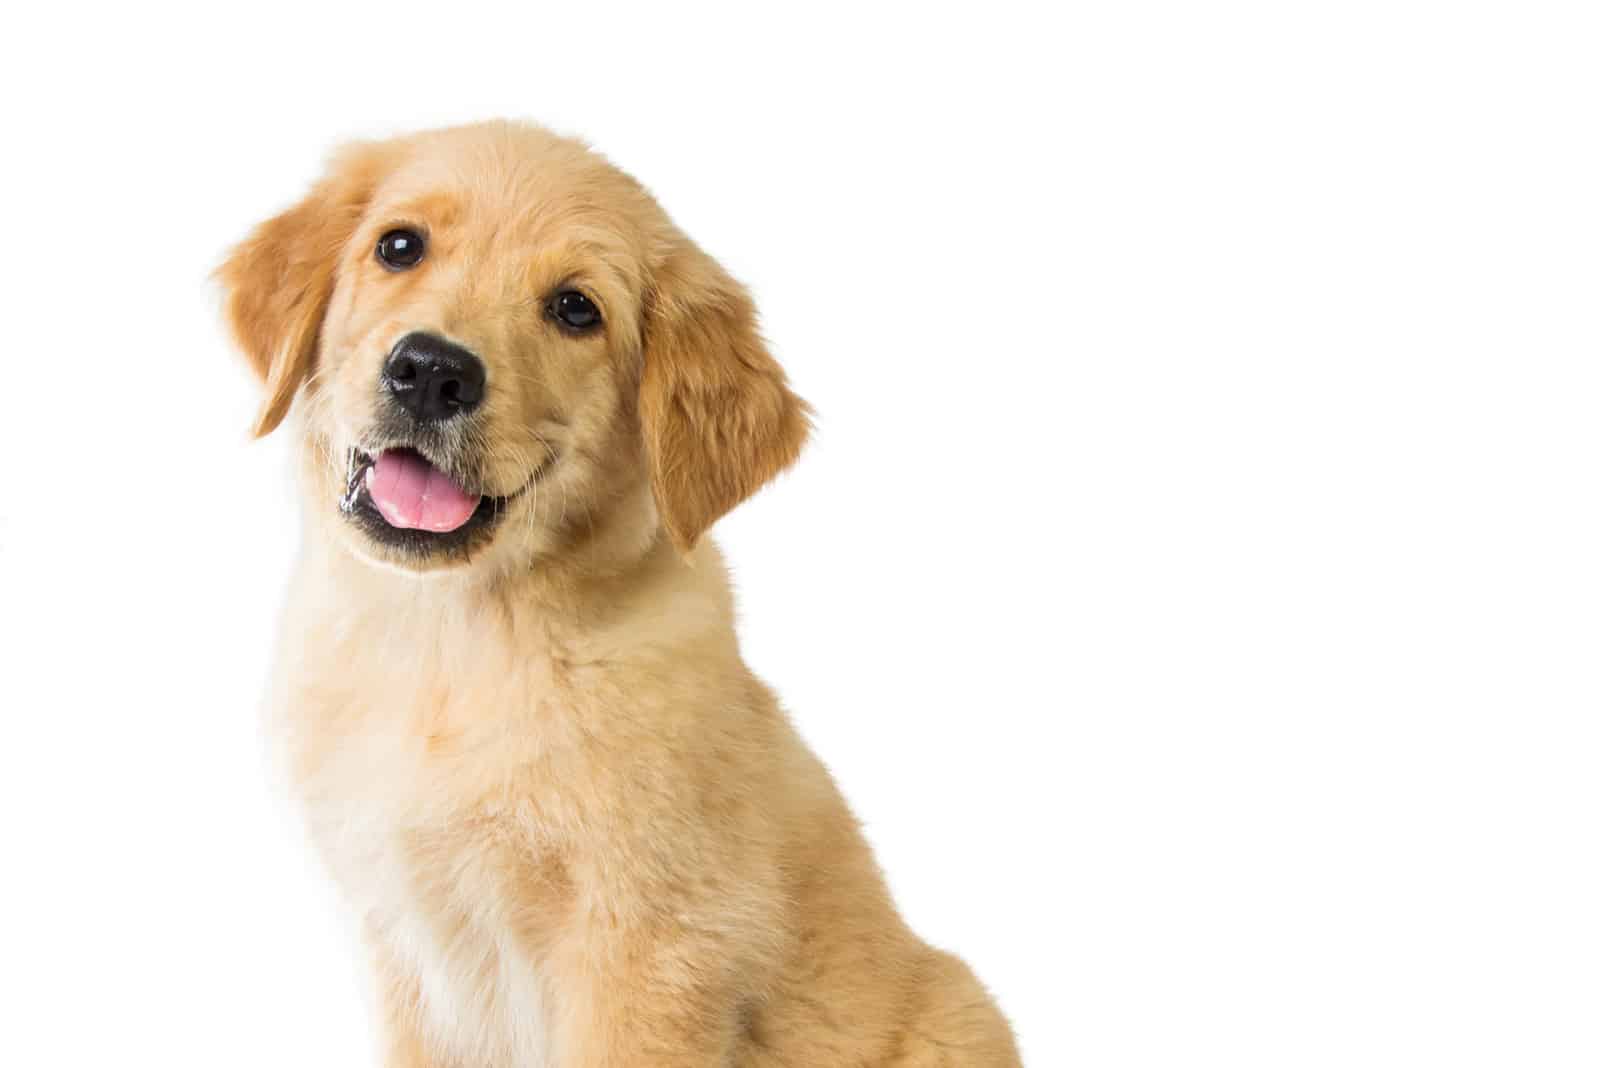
left=219, top=123, right=809, bottom=575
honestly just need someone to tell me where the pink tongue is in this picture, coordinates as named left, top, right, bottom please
left=365, top=450, right=481, bottom=532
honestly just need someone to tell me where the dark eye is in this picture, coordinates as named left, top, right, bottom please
left=376, top=228, right=425, bottom=270
left=550, top=290, right=602, bottom=332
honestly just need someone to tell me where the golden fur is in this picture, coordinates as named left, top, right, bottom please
left=220, top=121, right=1019, bottom=1067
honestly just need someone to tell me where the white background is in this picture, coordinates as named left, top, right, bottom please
left=2, top=3, right=1596, bottom=1065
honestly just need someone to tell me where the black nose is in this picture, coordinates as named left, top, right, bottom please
left=381, top=333, right=486, bottom=422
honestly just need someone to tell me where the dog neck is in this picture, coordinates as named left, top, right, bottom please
left=299, top=480, right=737, bottom=664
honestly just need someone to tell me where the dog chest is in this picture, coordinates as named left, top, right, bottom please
left=320, top=790, right=558, bottom=1067
left=290, top=714, right=560, bottom=1067
left=379, top=878, right=552, bottom=1067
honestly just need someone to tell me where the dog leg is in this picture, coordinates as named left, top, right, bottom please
left=365, top=935, right=450, bottom=1068
left=548, top=921, right=752, bottom=1068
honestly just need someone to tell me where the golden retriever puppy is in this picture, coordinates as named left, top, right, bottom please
left=219, top=121, right=1020, bottom=1068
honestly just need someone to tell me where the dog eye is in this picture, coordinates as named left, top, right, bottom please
left=550, top=290, right=602, bottom=331
left=376, top=229, right=426, bottom=270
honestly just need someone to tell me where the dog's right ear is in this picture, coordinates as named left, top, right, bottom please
left=216, top=143, right=391, bottom=437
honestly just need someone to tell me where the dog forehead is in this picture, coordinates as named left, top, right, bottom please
left=375, top=127, right=634, bottom=220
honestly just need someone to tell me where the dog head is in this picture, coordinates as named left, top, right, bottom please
left=218, top=122, right=809, bottom=575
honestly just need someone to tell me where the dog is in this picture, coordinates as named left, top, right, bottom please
left=219, top=121, right=1020, bottom=1067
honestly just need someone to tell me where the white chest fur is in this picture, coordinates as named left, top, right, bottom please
left=263, top=554, right=599, bottom=1066
left=282, top=701, right=555, bottom=1068
left=361, top=839, right=551, bottom=1068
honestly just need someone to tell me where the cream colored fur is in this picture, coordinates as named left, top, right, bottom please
left=222, top=121, right=1020, bottom=1067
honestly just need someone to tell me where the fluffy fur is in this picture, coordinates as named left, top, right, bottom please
left=220, top=121, right=1020, bottom=1067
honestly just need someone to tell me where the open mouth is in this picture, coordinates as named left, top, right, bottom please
left=340, top=446, right=519, bottom=557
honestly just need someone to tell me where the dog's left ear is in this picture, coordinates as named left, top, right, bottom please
left=216, top=143, right=390, bottom=437
left=639, top=242, right=812, bottom=553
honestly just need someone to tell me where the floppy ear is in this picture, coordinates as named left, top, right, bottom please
left=216, top=144, right=388, bottom=437
left=639, top=244, right=812, bottom=552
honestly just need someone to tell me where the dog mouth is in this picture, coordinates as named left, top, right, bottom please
left=339, top=445, right=544, bottom=558
left=345, top=447, right=485, bottom=533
